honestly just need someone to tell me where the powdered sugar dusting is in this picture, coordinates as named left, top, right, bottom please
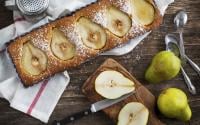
left=31, top=28, right=49, bottom=51
left=61, top=24, right=81, bottom=45
left=128, top=20, right=146, bottom=36
left=93, top=9, right=107, bottom=27
left=17, top=46, right=23, bottom=60
left=115, top=0, right=132, bottom=14
left=60, top=24, right=87, bottom=56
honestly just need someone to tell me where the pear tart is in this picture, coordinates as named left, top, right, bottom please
left=7, top=0, right=162, bottom=86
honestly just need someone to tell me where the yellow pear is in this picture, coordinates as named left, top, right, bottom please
left=145, top=51, right=181, bottom=83
left=157, top=88, right=192, bottom=121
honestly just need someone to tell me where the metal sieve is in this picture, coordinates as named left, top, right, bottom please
left=5, top=0, right=49, bottom=22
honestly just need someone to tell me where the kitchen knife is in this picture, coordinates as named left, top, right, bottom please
left=52, top=92, right=134, bottom=125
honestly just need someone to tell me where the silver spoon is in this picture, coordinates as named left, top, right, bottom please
left=174, top=10, right=200, bottom=76
left=165, top=34, right=196, bottom=95
left=174, top=10, right=188, bottom=63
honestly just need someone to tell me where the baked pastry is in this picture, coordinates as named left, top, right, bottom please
left=7, top=0, right=162, bottom=86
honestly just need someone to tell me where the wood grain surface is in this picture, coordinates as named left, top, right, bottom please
left=0, top=0, right=199, bottom=125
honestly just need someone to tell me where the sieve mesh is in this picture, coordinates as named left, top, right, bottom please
left=17, top=0, right=49, bottom=15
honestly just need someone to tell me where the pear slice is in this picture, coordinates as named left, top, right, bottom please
left=77, top=17, right=107, bottom=50
left=131, top=0, right=155, bottom=25
left=21, top=42, right=48, bottom=75
left=118, top=102, right=149, bottom=125
left=106, top=7, right=132, bottom=37
left=51, top=28, right=76, bottom=60
left=95, top=70, right=135, bottom=99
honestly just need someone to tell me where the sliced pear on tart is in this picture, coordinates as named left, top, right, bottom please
left=106, top=7, right=132, bottom=37
left=131, top=0, right=155, bottom=26
left=21, top=42, right=48, bottom=75
left=51, top=28, right=76, bottom=60
left=77, top=17, right=107, bottom=50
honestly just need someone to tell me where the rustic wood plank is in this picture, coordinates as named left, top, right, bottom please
left=0, top=0, right=199, bottom=125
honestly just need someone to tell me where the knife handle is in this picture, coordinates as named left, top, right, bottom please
left=52, top=108, right=92, bottom=125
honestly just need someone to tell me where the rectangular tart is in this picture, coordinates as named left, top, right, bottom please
left=7, top=0, right=162, bottom=86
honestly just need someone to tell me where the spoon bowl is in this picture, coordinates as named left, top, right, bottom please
left=165, top=34, right=180, bottom=57
left=174, top=10, right=188, bottom=63
left=174, top=10, right=188, bottom=29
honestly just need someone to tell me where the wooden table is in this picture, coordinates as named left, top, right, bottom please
left=0, top=0, right=199, bottom=125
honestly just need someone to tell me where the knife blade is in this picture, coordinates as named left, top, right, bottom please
left=90, top=92, right=134, bottom=112
left=53, top=92, right=134, bottom=125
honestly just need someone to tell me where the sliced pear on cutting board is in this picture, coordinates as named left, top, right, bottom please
left=51, top=28, right=76, bottom=60
left=131, top=0, right=155, bottom=26
left=106, top=7, right=132, bottom=37
left=95, top=70, right=135, bottom=99
left=77, top=17, right=107, bottom=50
left=118, top=102, right=149, bottom=125
left=21, top=42, right=48, bottom=75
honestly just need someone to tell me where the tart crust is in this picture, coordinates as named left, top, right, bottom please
left=7, top=0, right=162, bottom=86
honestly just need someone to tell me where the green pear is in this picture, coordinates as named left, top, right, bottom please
left=157, top=88, right=192, bottom=121
left=145, top=51, right=181, bottom=83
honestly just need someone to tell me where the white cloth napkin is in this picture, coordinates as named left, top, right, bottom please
left=0, top=0, right=174, bottom=123
left=0, top=51, right=70, bottom=123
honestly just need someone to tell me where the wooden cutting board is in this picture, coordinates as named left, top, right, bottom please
left=82, top=58, right=165, bottom=125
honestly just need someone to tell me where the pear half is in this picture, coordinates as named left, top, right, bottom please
left=106, top=7, right=132, bottom=37
left=118, top=102, right=149, bottom=125
left=21, top=42, right=48, bottom=75
left=131, top=0, right=155, bottom=25
left=51, top=28, right=76, bottom=60
left=77, top=17, right=107, bottom=50
left=95, top=70, right=135, bottom=99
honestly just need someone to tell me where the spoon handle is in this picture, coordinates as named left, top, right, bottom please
left=179, top=30, right=186, bottom=62
left=181, top=67, right=196, bottom=95
left=185, top=55, right=200, bottom=76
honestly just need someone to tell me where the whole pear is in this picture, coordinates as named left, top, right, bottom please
left=157, top=88, right=192, bottom=121
left=145, top=51, right=181, bottom=83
